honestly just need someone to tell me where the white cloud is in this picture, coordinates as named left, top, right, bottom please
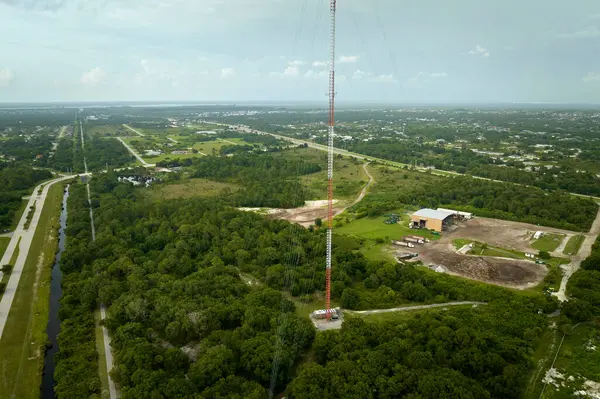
left=352, top=69, right=367, bottom=80
left=304, top=69, right=328, bottom=79
left=312, top=60, right=328, bottom=67
left=288, top=60, right=305, bottom=66
left=557, top=26, right=600, bottom=39
left=592, top=14, right=600, bottom=20
left=467, top=45, right=490, bottom=57
left=430, top=72, right=448, bottom=78
left=283, top=65, right=300, bottom=77
left=0, top=68, right=14, bottom=87
left=370, top=74, right=397, bottom=83
left=339, top=55, right=359, bottom=63
left=220, top=67, right=235, bottom=78
left=80, top=67, right=106, bottom=86
left=582, top=72, right=600, bottom=82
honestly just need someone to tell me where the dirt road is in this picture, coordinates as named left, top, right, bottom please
left=0, top=175, right=76, bottom=339
left=555, top=208, right=600, bottom=301
left=268, top=162, right=373, bottom=227
left=345, top=301, right=486, bottom=315
left=212, top=122, right=600, bottom=202
left=100, top=305, right=117, bottom=399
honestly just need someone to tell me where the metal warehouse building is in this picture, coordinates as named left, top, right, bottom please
left=410, top=208, right=456, bottom=232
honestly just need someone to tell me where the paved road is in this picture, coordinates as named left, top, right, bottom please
left=116, top=137, right=154, bottom=167
left=344, top=301, right=486, bottom=315
left=555, top=208, right=600, bottom=301
left=0, top=175, right=77, bottom=339
left=122, top=124, right=145, bottom=137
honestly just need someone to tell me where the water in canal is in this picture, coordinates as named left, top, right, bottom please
left=40, top=184, right=69, bottom=398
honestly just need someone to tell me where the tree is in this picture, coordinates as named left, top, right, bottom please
left=1, top=264, right=12, bottom=273
left=315, top=218, right=323, bottom=227
left=341, top=288, right=360, bottom=309
left=538, top=250, right=551, bottom=260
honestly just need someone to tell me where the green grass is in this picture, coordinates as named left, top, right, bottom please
left=346, top=304, right=477, bottom=324
left=94, top=310, right=111, bottom=399
left=192, top=140, right=231, bottom=154
left=146, top=178, right=241, bottom=200
left=0, top=237, right=20, bottom=292
left=10, top=199, right=29, bottom=230
left=87, top=125, right=125, bottom=137
left=301, top=157, right=367, bottom=201
left=524, top=326, right=559, bottom=398
left=336, top=212, right=439, bottom=242
left=563, top=235, right=585, bottom=256
left=0, top=183, right=64, bottom=397
left=0, top=237, right=9, bottom=260
left=526, top=324, right=600, bottom=399
left=143, top=153, right=204, bottom=163
left=531, top=233, right=565, bottom=252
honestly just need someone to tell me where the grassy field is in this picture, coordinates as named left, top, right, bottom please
left=94, top=310, right=110, bottom=399
left=192, top=139, right=236, bottom=155
left=144, top=153, right=203, bottom=163
left=532, top=233, right=565, bottom=252
left=301, top=157, right=367, bottom=201
left=336, top=212, right=440, bottom=242
left=526, top=324, right=600, bottom=399
left=87, top=125, right=126, bottom=137
left=345, top=304, right=478, bottom=324
left=0, top=183, right=63, bottom=397
left=563, top=235, right=585, bottom=256
left=0, top=237, right=9, bottom=260
left=145, top=178, right=240, bottom=200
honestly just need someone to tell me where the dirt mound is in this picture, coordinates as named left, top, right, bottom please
left=453, top=257, right=500, bottom=281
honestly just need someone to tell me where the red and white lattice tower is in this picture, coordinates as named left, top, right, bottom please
left=325, top=0, right=336, bottom=320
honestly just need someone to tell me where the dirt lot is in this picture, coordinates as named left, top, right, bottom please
left=402, top=217, right=559, bottom=289
left=268, top=200, right=344, bottom=227
left=449, top=217, right=573, bottom=255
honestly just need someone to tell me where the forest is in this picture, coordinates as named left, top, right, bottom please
left=349, top=167, right=597, bottom=232
left=0, top=163, right=53, bottom=228
left=53, top=173, right=559, bottom=398
left=158, top=153, right=321, bottom=208
left=566, top=236, right=600, bottom=322
left=346, top=140, right=600, bottom=197
left=0, top=133, right=54, bottom=162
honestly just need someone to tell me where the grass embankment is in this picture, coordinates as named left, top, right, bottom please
left=0, top=237, right=10, bottom=260
left=0, top=237, right=20, bottom=296
left=10, top=199, right=29, bottom=230
left=23, top=202, right=36, bottom=230
left=531, top=233, right=565, bottom=252
left=94, top=310, right=111, bottom=399
left=0, top=183, right=64, bottom=397
left=563, top=235, right=585, bottom=256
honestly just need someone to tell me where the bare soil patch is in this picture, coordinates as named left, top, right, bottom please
left=450, top=217, right=573, bottom=254
left=410, top=218, right=550, bottom=288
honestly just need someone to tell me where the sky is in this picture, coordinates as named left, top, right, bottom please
left=1, top=0, right=600, bottom=104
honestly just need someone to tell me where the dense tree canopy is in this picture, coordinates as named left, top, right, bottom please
left=0, top=163, right=52, bottom=228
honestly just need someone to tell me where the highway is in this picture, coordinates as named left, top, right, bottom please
left=0, top=174, right=77, bottom=339
left=209, top=121, right=600, bottom=202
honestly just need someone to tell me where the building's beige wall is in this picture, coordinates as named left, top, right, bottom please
left=411, top=216, right=444, bottom=232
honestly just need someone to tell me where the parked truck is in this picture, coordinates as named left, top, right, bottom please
left=403, top=236, right=425, bottom=244
left=392, top=240, right=415, bottom=248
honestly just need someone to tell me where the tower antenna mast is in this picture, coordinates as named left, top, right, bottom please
left=325, top=0, right=337, bottom=319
